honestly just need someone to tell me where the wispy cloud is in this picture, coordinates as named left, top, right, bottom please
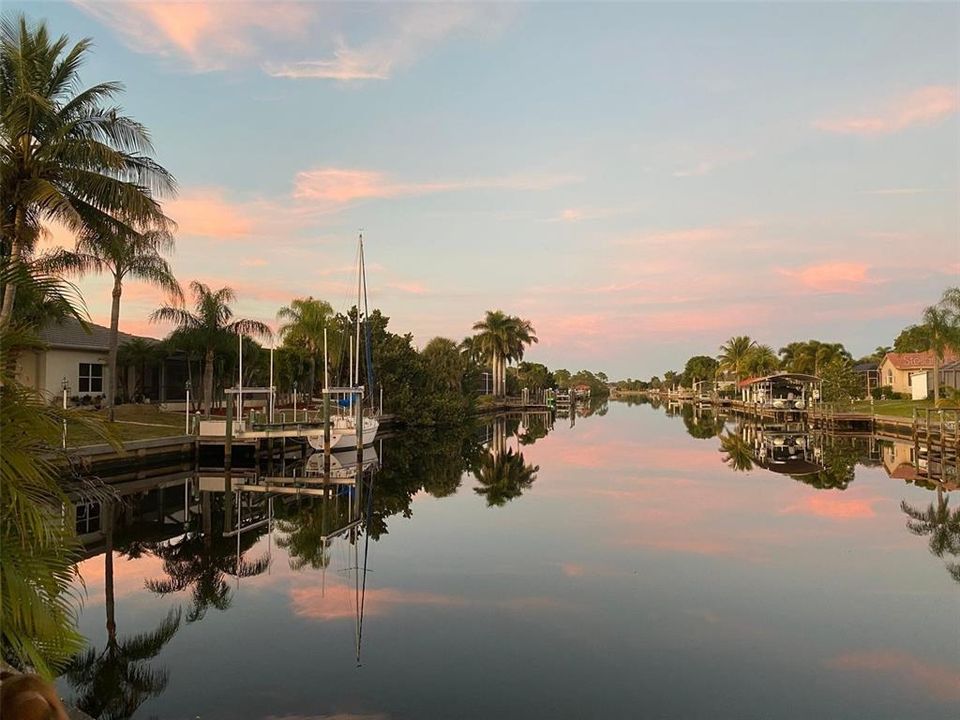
left=860, top=187, right=949, bottom=196
left=263, top=4, right=513, bottom=81
left=777, top=262, right=878, bottom=294
left=74, top=1, right=313, bottom=72
left=293, top=167, right=577, bottom=211
left=814, top=85, right=958, bottom=135
left=672, top=149, right=754, bottom=178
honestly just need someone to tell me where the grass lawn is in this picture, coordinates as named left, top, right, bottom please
left=65, top=403, right=188, bottom=447
left=845, top=398, right=938, bottom=419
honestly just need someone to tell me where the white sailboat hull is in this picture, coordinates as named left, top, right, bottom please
left=306, top=417, right=379, bottom=452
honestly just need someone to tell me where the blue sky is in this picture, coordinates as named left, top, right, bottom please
left=16, top=1, right=960, bottom=377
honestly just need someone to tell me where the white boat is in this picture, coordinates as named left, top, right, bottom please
left=306, top=415, right=379, bottom=451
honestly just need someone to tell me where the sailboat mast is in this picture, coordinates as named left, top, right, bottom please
left=355, top=232, right=363, bottom=394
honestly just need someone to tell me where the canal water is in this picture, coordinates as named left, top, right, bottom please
left=61, top=400, right=959, bottom=719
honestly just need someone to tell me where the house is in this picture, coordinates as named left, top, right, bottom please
left=572, top=383, right=592, bottom=398
left=14, top=317, right=187, bottom=404
left=877, top=350, right=959, bottom=396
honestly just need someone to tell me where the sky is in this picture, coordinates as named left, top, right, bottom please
left=15, top=1, right=960, bottom=378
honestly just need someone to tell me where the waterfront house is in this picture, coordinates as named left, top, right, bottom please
left=15, top=317, right=187, bottom=404
left=877, top=350, right=958, bottom=396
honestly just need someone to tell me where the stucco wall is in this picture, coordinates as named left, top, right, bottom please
left=44, top=348, right=111, bottom=400
left=878, top=359, right=914, bottom=394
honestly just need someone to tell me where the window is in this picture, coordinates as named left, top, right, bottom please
left=75, top=502, right=101, bottom=534
left=79, top=363, right=103, bottom=393
left=886, top=369, right=893, bottom=385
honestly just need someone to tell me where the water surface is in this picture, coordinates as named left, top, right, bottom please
left=63, top=401, right=959, bottom=719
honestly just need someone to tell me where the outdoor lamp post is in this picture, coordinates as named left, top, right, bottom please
left=61, top=377, right=69, bottom=449
left=185, top=379, right=192, bottom=433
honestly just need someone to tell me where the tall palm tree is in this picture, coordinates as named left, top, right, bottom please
left=920, top=303, right=960, bottom=403
left=718, top=336, right=755, bottom=380
left=151, top=282, right=271, bottom=416
left=76, top=228, right=182, bottom=420
left=0, top=15, right=175, bottom=330
left=471, top=311, right=538, bottom=398
left=276, top=296, right=335, bottom=397
left=472, top=310, right=512, bottom=397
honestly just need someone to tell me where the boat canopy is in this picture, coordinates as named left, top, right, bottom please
left=742, top=372, right=820, bottom=385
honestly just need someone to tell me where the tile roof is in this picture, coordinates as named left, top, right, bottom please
left=37, top=317, right=156, bottom=351
left=881, top=350, right=959, bottom=371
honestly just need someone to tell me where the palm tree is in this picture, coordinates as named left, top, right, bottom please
left=718, top=336, right=755, bottom=380
left=276, top=296, right=335, bottom=397
left=0, top=15, right=175, bottom=330
left=76, top=228, right=182, bottom=420
left=117, top=337, right=159, bottom=402
left=471, top=311, right=537, bottom=397
left=151, top=282, right=271, bottom=416
left=0, top=326, right=116, bottom=676
left=919, top=303, right=960, bottom=403
left=744, top=344, right=779, bottom=376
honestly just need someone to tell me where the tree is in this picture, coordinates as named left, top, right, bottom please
left=893, top=324, right=932, bottom=353
left=76, top=228, right=181, bottom=420
left=151, top=282, right=271, bottom=416
left=744, top=344, right=779, bottom=376
left=0, top=327, right=116, bottom=676
left=117, top=337, right=159, bottom=402
left=276, top=297, right=336, bottom=397
left=718, top=336, right=756, bottom=380
left=421, top=337, right=466, bottom=392
left=901, top=488, right=960, bottom=585
left=778, top=340, right=850, bottom=376
left=920, top=303, right=960, bottom=403
left=682, top=355, right=719, bottom=388
left=470, top=311, right=537, bottom=398
left=819, top=357, right=862, bottom=402
left=1, top=15, right=175, bottom=330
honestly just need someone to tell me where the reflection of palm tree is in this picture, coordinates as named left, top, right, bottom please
left=145, top=511, right=270, bottom=622
left=65, top=501, right=181, bottom=719
left=473, top=449, right=539, bottom=507
left=719, top=431, right=754, bottom=472
left=901, top=487, right=960, bottom=584
left=65, top=610, right=181, bottom=720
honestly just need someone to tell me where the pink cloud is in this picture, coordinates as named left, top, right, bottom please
left=781, top=494, right=878, bottom=520
left=166, top=188, right=257, bottom=240
left=293, top=168, right=576, bottom=210
left=75, top=552, right=169, bottom=604
left=777, top=262, right=876, bottom=293
left=826, top=650, right=960, bottom=702
left=815, top=85, right=958, bottom=135
left=386, top=281, right=429, bottom=295
left=75, top=1, right=314, bottom=71
left=561, top=563, right=585, bottom=577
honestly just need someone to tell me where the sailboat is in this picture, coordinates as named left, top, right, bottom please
left=307, top=232, right=380, bottom=452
